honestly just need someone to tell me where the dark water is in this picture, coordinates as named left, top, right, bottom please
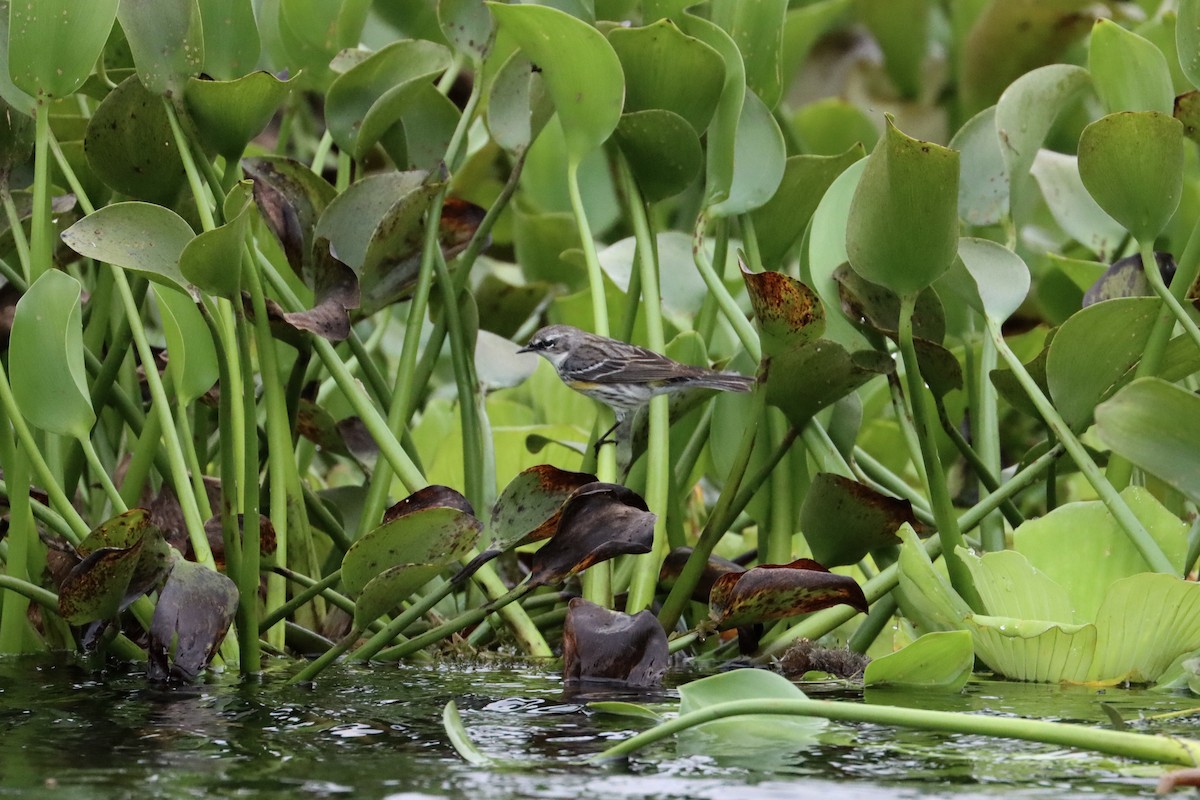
left=0, top=654, right=1196, bottom=799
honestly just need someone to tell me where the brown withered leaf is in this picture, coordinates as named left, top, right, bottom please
left=658, top=546, right=746, bottom=603
left=740, top=261, right=824, bottom=354
left=487, top=464, right=599, bottom=551
left=708, top=558, right=869, bottom=632
left=561, top=598, right=667, bottom=687
left=242, top=155, right=337, bottom=283
left=799, top=473, right=927, bottom=567
left=383, top=485, right=475, bottom=523
left=147, top=555, right=239, bottom=682
left=527, top=483, right=655, bottom=588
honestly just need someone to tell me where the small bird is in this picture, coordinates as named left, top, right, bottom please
left=518, top=324, right=754, bottom=441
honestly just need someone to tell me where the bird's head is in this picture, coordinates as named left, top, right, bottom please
left=517, top=324, right=582, bottom=366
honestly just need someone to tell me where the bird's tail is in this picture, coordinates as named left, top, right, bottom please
left=693, top=373, right=755, bottom=393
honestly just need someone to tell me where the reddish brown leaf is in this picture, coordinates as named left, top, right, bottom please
left=383, top=485, right=475, bottom=523
left=740, top=261, right=824, bottom=353
left=709, top=559, right=869, bottom=631
left=487, top=464, right=599, bottom=551
left=658, top=546, right=745, bottom=603
left=561, top=598, right=667, bottom=687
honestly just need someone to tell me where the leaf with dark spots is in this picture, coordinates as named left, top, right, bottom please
left=487, top=464, right=598, bottom=552
left=74, top=508, right=174, bottom=608
left=1082, top=251, right=1177, bottom=307
left=58, top=540, right=145, bottom=624
left=527, top=482, right=656, bottom=588
left=241, top=155, right=337, bottom=282
left=800, top=473, right=926, bottom=567
left=440, top=197, right=487, bottom=261
left=148, top=555, right=239, bottom=682
left=561, top=598, right=667, bottom=687
left=384, top=485, right=475, bottom=522
left=202, top=513, right=277, bottom=571
left=708, top=559, right=869, bottom=632
left=251, top=241, right=360, bottom=345
left=146, top=480, right=223, bottom=556
left=341, top=504, right=482, bottom=596
left=764, top=340, right=894, bottom=427
left=740, top=263, right=824, bottom=355
left=833, top=263, right=947, bottom=343
left=658, top=547, right=745, bottom=603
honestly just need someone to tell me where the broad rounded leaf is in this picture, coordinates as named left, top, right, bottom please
left=846, top=117, right=959, bottom=296
left=1029, top=150, right=1125, bottom=261
left=199, top=0, right=260, bottom=80
left=613, top=110, right=702, bottom=203
left=10, top=270, right=95, bottom=440
left=154, top=286, right=219, bottom=404
left=708, top=90, right=785, bottom=217
left=951, top=237, right=1030, bottom=323
left=1089, top=18, right=1174, bottom=114
left=708, top=558, right=868, bottom=630
left=862, top=630, right=973, bottom=690
left=1180, top=0, right=1200, bottom=90
left=799, top=473, right=922, bottom=567
left=994, top=64, right=1090, bottom=194
left=9, top=0, right=118, bottom=99
left=1095, top=378, right=1200, bottom=504
left=117, top=0, right=204, bottom=98
left=341, top=504, right=482, bottom=596
left=676, top=669, right=826, bottom=749
left=180, top=183, right=254, bottom=297
left=488, top=3, right=624, bottom=164
left=485, top=51, right=552, bottom=156
left=1078, top=112, right=1184, bottom=244
left=61, top=202, right=195, bottom=293
left=710, top=0, right=786, bottom=108
left=438, top=0, right=494, bottom=63
left=950, top=106, right=1007, bottom=227
left=184, top=71, right=295, bottom=159
left=57, top=542, right=145, bottom=625
left=680, top=14, right=744, bottom=206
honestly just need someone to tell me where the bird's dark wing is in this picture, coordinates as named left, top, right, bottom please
left=561, top=340, right=707, bottom=383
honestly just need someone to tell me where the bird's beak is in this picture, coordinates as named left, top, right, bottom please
left=516, top=344, right=533, bottom=354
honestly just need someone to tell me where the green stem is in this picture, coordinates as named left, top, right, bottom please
left=968, top=329, right=1006, bottom=551
left=164, top=100, right=216, bottom=232
left=692, top=211, right=761, bottom=361
left=933, top=397, right=1023, bottom=528
left=897, top=293, right=980, bottom=611
left=79, top=438, right=127, bottom=514
left=590, top=698, right=1200, bottom=767
left=987, top=316, right=1175, bottom=574
left=1, top=190, right=32, bottom=283
left=260, top=568, right=344, bottom=632
left=28, top=102, right=51, bottom=282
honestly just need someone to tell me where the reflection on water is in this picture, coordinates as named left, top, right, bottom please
left=0, top=654, right=1195, bottom=799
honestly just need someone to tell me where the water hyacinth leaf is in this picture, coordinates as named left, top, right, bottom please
left=83, top=75, right=187, bottom=205
left=780, top=0, right=851, bottom=98
left=325, top=40, right=452, bottom=160
left=354, top=559, right=457, bottom=631
left=765, top=341, right=893, bottom=428
left=259, top=240, right=359, bottom=342
left=148, top=554, right=239, bottom=682
left=1029, top=150, right=1125, bottom=262
left=676, top=669, right=825, bottom=749
left=741, top=266, right=824, bottom=356
left=1180, top=0, right=1200, bottom=89
left=895, top=524, right=971, bottom=634
left=862, top=630, right=973, bottom=690
left=1089, top=18, right=1174, bottom=115
left=276, top=0, right=361, bottom=89
left=750, top=146, right=864, bottom=267
left=527, top=483, right=655, bottom=587
left=708, top=559, right=867, bottom=631
left=487, top=464, right=598, bottom=552
left=1046, top=297, right=1159, bottom=431
left=179, top=184, right=253, bottom=298
left=790, top=98, right=877, bottom=156
left=799, top=473, right=923, bottom=567
left=1013, top=487, right=1187, bottom=623
left=198, top=0, right=259, bottom=79
left=958, top=547, right=1074, bottom=622
left=1095, top=378, right=1200, bottom=504
left=587, top=701, right=664, bottom=722
left=10, top=270, right=94, bottom=440
left=1084, top=252, right=1177, bottom=307
left=57, top=541, right=145, bottom=624
left=79, top=508, right=175, bottom=604
left=1089, top=573, right=1200, bottom=683
left=947, top=237, right=1031, bottom=323
left=1176, top=90, right=1200, bottom=145
left=342, top=504, right=482, bottom=596
left=658, top=547, right=744, bottom=603
left=857, top=0, right=928, bottom=99
left=708, top=90, right=785, bottom=217
left=154, top=286, right=219, bottom=405
left=117, top=0, right=204, bottom=98
left=833, top=264, right=947, bottom=343
left=62, top=202, right=195, bottom=293
left=389, top=82, right=460, bottom=172
left=241, top=155, right=337, bottom=282
left=184, top=71, right=295, bottom=159
left=846, top=117, right=959, bottom=296
left=384, top=485, right=475, bottom=521
left=486, top=51, right=552, bottom=156
left=438, top=0, right=493, bottom=63
left=950, top=106, right=1007, bottom=227
left=680, top=14, right=744, bottom=206
left=1077, top=112, right=1184, bottom=245
left=8, top=0, right=119, bottom=99
left=966, top=614, right=1096, bottom=684
left=613, top=110, right=702, bottom=202
left=488, top=3, right=624, bottom=164
left=475, top=329, right=539, bottom=390
left=607, top=19, right=724, bottom=134
left=561, top=598, right=667, bottom=687
left=994, top=64, right=1090, bottom=192
left=710, top=0, right=786, bottom=109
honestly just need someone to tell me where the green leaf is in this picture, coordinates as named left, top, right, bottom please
left=709, top=89, right=785, bottom=217
left=341, top=506, right=482, bottom=596
left=438, top=0, right=494, bottom=63
left=710, top=0, right=787, bottom=108
left=846, top=116, right=959, bottom=296
left=946, top=237, right=1030, bottom=324
left=1089, top=18, right=1174, bottom=114
left=486, top=464, right=597, bottom=552
left=1046, top=297, right=1159, bottom=431
left=153, top=286, right=219, bottom=405
left=676, top=669, right=825, bottom=750
left=607, top=19, right=724, bottom=134
left=8, top=0, right=118, bottom=99
left=680, top=14, right=744, bottom=206
left=117, top=0, right=204, bottom=97
left=1077, top=111, right=1184, bottom=244
left=485, top=50, right=552, bottom=156
left=799, top=473, right=922, bottom=567
left=57, top=541, right=146, bottom=625
left=1178, top=0, right=1200, bottom=89
left=1089, top=573, right=1200, bottom=683
left=1095, top=378, right=1200, bottom=504
left=750, top=146, right=863, bottom=267
left=966, top=614, right=1096, bottom=684
left=180, top=184, right=254, bottom=298
left=994, top=64, right=1091, bottom=195
left=958, top=548, right=1075, bottom=622
left=1029, top=150, right=1125, bottom=261
left=790, top=97, right=878, bottom=156
left=613, top=110, right=702, bottom=203
left=857, top=0, right=929, bottom=99
left=587, top=701, right=665, bottom=721
left=949, top=106, right=1007, bottom=227
left=184, top=71, right=295, bottom=159
left=61, top=202, right=195, bottom=293
left=488, top=3, right=624, bottom=164
left=9, top=270, right=95, bottom=440
left=895, top=524, right=971, bottom=634
left=442, top=701, right=492, bottom=766
left=863, top=630, right=973, bottom=690
left=198, top=0, right=260, bottom=80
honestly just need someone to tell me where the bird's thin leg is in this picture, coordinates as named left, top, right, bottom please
left=593, top=418, right=622, bottom=454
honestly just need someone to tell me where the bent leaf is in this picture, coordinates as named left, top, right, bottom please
left=799, top=473, right=923, bottom=567
left=1095, top=378, right=1200, bottom=504
left=148, top=554, right=239, bottom=682
left=676, top=669, right=825, bottom=752
left=708, top=559, right=868, bottom=630
left=863, top=630, right=973, bottom=691
left=562, top=598, right=667, bottom=687
left=61, top=201, right=195, bottom=294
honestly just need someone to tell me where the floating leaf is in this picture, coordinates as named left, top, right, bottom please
left=528, top=483, right=655, bottom=587
left=9, top=270, right=94, bottom=440
left=147, top=554, right=239, bottom=682
left=862, top=630, right=973, bottom=690
left=1095, top=378, right=1200, bottom=504
left=708, top=558, right=868, bottom=631
left=561, top=598, right=667, bottom=687
left=799, top=473, right=924, bottom=567
left=61, top=202, right=195, bottom=293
